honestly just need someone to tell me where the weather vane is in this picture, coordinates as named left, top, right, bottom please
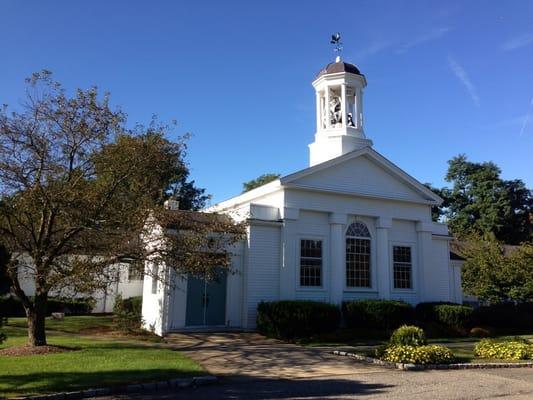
left=330, top=32, right=343, bottom=53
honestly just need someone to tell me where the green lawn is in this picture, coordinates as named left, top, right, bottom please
left=0, top=320, right=204, bottom=397
left=6, top=315, right=115, bottom=334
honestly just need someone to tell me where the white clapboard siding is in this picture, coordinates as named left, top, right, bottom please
left=246, top=224, right=281, bottom=328
left=292, top=155, right=427, bottom=203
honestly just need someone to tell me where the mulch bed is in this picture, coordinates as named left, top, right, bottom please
left=0, top=344, right=78, bottom=357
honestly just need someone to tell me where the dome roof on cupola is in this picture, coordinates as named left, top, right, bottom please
left=316, top=58, right=362, bottom=78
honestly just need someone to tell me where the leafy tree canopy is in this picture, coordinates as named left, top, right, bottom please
left=0, top=71, right=244, bottom=346
left=461, top=237, right=533, bottom=303
left=430, top=155, right=532, bottom=244
left=242, top=173, right=281, bottom=193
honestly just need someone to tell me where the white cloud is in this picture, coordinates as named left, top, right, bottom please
left=397, top=27, right=452, bottom=54
left=501, top=33, right=533, bottom=51
left=448, top=56, right=480, bottom=107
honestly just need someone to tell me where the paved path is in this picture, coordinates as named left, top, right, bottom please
left=92, top=333, right=533, bottom=400
left=162, top=332, right=385, bottom=379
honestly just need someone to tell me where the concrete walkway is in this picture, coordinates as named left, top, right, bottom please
left=164, top=332, right=384, bottom=380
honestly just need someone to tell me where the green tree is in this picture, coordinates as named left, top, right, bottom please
left=0, top=71, right=244, bottom=346
left=0, top=244, right=10, bottom=295
left=461, top=237, right=533, bottom=303
left=441, top=155, right=532, bottom=244
left=242, top=173, right=281, bottom=193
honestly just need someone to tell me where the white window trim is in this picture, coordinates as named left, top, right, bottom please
left=296, top=235, right=328, bottom=291
left=390, top=241, right=417, bottom=294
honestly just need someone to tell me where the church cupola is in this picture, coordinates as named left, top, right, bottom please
left=309, top=55, right=373, bottom=166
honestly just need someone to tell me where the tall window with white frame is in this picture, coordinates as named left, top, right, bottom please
left=393, top=246, right=412, bottom=289
left=300, top=239, right=322, bottom=287
left=345, top=221, right=371, bottom=288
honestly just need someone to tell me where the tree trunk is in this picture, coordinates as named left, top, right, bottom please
left=26, top=294, right=47, bottom=346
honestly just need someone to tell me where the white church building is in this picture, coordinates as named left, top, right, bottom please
left=142, top=56, right=463, bottom=336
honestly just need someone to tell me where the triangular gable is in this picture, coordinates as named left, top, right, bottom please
left=281, top=147, right=442, bottom=205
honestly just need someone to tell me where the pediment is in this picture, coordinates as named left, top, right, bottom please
left=281, top=148, right=441, bottom=204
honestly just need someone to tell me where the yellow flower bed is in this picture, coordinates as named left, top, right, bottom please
left=382, top=345, right=455, bottom=365
left=474, top=339, right=533, bottom=360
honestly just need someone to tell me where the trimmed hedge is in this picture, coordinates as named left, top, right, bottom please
left=472, top=303, right=533, bottom=330
left=415, top=302, right=473, bottom=331
left=257, top=300, right=341, bottom=340
left=113, top=295, right=143, bottom=332
left=343, top=300, right=414, bottom=330
left=0, top=296, right=93, bottom=317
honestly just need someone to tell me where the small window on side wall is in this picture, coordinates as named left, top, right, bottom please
left=151, top=264, right=159, bottom=294
left=393, top=246, right=412, bottom=289
left=300, top=239, right=322, bottom=287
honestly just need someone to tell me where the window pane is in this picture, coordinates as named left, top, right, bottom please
left=300, top=239, right=322, bottom=287
left=346, top=238, right=371, bottom=287
left=393, top=246, right=412, bottom=289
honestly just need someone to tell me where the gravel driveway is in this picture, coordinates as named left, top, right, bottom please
left=91, top=332, right=533, bottom=400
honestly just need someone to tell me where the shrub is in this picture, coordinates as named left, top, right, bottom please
left=474, top=339, right=533, bottom=360
left=257, top=300, right=341, bottom=340
left=0, top=295, right=93, bottom=317
left=343, top=300, right=414, bottom=330
left=382, top=345, right=455, bottom=364
left=0, top=296, right=24, bottom=317
left=389, top=325, right=427, bottom=346
left=472, top=303, right=533, bottom=330
left=469, top=327, right=493, bottom=338
left=47, top=297, right=94, bottom=315
left=415, top=302, right=473, bottom=331
left=113, top=295, right=143, bottom=332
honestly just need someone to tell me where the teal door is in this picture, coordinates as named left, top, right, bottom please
left=185, top=270, right=227, bottom=326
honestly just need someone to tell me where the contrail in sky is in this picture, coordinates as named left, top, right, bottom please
left=519, top=97, right=533, bottom=137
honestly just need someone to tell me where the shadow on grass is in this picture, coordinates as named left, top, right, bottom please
left=0, top=369, right=202, bottom=396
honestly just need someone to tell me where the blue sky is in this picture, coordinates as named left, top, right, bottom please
left=1, top=0, right=532, bottom=204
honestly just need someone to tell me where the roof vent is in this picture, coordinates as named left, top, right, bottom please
left=164, top=199, right=180, bottom=211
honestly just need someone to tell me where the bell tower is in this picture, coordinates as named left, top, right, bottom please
left=308, top=55, right=372, bottom=166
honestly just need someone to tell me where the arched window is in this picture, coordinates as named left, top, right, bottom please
left=346, top=221, right=371, bottom=288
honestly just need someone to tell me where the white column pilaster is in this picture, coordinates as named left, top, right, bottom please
left=280, top=207, right=299, bottom=300
left=416, top=222, right=433, bottom=303
left=376, top=217, right=392, bottom=299
left=329, top=213, right=347, bottom=304
left=356, top=88, right=363, bottom=130
left=341, top=83, right=347, bottom=128
left=315, top=91, right=321, bottom=131
left=325, top=86, right=331, bottom=129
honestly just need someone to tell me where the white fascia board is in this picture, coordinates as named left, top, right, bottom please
left=283, top=183, right=437, bottom=205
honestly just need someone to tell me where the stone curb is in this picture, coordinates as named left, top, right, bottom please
left=8, top=375, right=218, bottom=400
left=332, top=350, right=533, bottom=371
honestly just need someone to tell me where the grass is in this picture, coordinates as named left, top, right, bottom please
left=0, top=318, right=204, bottom=397
left=6, top=315, right=115, bottom=334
